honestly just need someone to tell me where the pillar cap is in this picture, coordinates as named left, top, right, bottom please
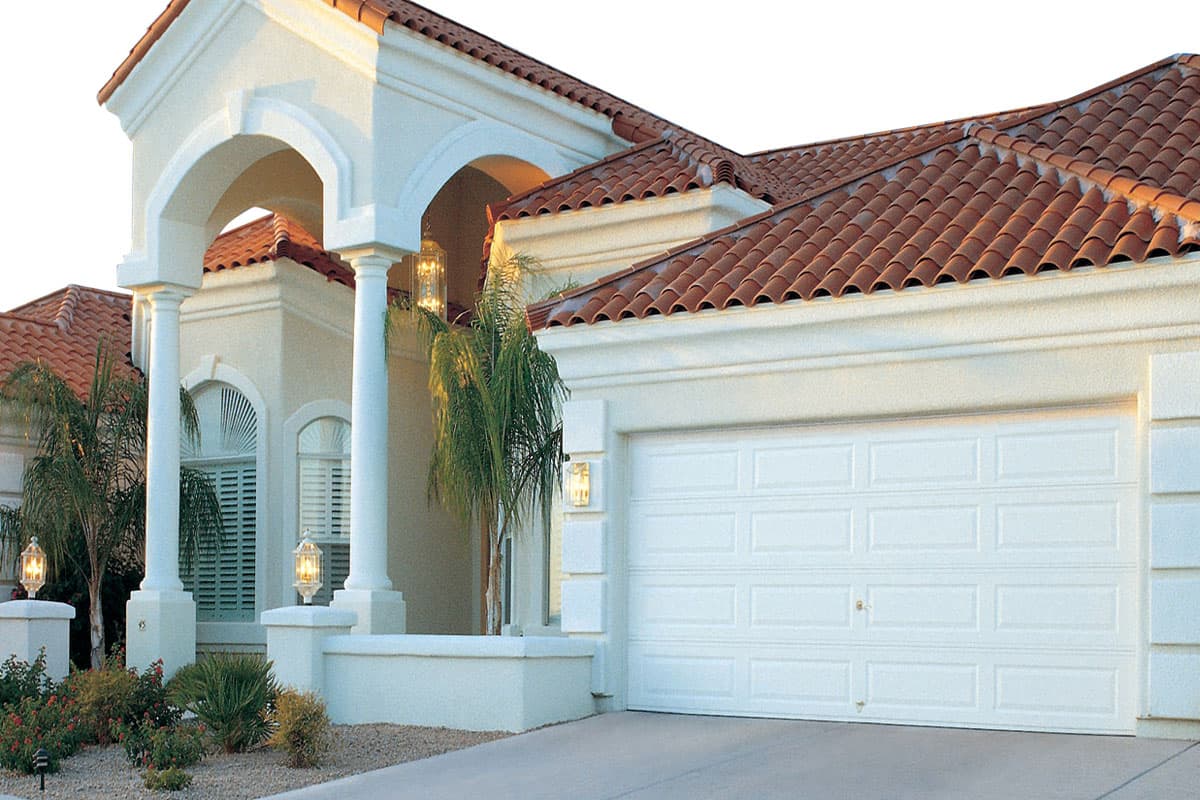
left=0, top=600, right=76, bottom=620
left=261, top=605, right=358, bottom=629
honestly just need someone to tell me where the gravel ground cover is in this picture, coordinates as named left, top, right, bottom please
left=0, top=724, right=507, bottom=799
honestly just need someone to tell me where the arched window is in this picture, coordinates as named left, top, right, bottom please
left=181, top=384, right=257, bottom=621
left=298, top=417, right=350, bottom=606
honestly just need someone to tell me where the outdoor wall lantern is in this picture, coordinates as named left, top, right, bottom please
left=567, top=461, right=591, bottom=508
left=293, top=531, right=323, bottom=605
left=410, top=233, right=447, bottom=320
left=19, top=536, right=47, bottom=599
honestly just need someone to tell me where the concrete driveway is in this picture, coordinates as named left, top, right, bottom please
left=265, top=712, right=1198, bottom=800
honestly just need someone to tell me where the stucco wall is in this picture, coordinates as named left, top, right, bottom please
left=179, top=258, right=476, bottom=648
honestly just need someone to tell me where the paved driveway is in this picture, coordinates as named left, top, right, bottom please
left=265, top=712, right=1198, bottom=800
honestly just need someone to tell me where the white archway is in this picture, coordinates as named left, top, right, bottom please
left=122, top=93, right=354, bottom=291
left=396, top=119, right=567, bottom=228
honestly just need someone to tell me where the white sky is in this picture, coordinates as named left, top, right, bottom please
left=0, top=0, right=1193, bottom=308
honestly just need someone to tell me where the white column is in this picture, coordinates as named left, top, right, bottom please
left=126, top=286, right=196, bottom=677
left=331, top=255, right=406, bottom=634
left=142, top=288, right=187, bottom=591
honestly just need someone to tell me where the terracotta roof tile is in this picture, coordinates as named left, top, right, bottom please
left=528, top=56, right=1200, bottom=330
left=204, top=214, right=358, bottom=288
left=0, top=287, right=136, bottom=397
left=206, top=214, right=473, bottom=321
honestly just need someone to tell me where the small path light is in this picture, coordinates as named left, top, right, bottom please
left=293, top=531, right=323, bottom=604
left=33, top=747, right=49, bottom=792
left=20, top=537, right=47, bottom=598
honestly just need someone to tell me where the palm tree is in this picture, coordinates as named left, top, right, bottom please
left=399, top=251, right=566, bottom=634
left=0, top=346, right=223, bottom=669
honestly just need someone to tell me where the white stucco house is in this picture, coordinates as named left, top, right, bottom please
left=5, top=0, right=1200, bottom=736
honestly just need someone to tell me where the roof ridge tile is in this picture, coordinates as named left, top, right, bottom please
left=970, top=126, right=1200, bottom=224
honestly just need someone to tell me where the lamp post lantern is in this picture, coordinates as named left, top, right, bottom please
left=19, top=537, right=47, bottom=599
left=293, top=531, right=323, bottom=604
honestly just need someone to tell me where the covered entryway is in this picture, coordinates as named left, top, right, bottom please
left=626, top=406, right=1138, bottom=733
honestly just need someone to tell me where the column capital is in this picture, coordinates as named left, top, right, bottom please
left=340, top=245, right=412, bottom=271
left=139, top=284, right=195, bottom=307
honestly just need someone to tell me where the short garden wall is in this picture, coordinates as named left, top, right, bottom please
left=262, top=608, right=596, bottom=733
left=321, top=635, right=596, bottom=732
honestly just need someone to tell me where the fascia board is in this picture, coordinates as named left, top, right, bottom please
left=537, top=255, right=1200, bottom=387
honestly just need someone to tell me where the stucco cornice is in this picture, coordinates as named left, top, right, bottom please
left=537, top=255, right=1200, bottom=389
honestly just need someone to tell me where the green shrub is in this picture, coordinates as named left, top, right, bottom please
left=69, top=659, right=135, bottom=743
left=118, top=719, right=208, bottom=771
left=0, top=650, right=53, bottom=708
left=0, top=692, right=84, bottom=773
left=66, top=655, right=180, bottom=743
left=168, top=654, right=277, bottom=752
left=268, top=689, right=331, bottom=768
left=142, top=766, right=193, bottom=791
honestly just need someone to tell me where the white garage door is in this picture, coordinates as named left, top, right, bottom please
left=626, top=407, right=1138, bottom=734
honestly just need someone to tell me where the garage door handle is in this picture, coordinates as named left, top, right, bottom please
left=855, top=600, right=871, bottom=611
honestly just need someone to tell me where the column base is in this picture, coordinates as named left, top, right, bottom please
left=126, top=590, right=196, bottom=679
left=331, top=589, right=406, bottom=634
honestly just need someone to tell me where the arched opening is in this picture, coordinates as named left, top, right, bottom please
left=396, top=158, right=548, bottom=320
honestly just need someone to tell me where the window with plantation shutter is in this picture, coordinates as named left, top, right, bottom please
left=181, top=384, right=258, bottom=622
left=298, top=417, right=350, bottom=605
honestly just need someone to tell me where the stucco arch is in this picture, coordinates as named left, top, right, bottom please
left=396, top=119, right=565, bottom=226
left=125, top=93, right=354, bottom=290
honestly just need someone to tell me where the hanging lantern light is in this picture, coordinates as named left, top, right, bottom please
left=293, top=531, right=323, bottom=605
left=409, top=225, right=447, bottom=319
left=19, top=536, right=47, bottom=599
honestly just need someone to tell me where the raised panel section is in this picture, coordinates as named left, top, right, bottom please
left=868, top=506, right=979, bottom=552
left=997, top=501, right=1120, bottom=550
left=867, top=662, right=979, bottom=709
left=749, top=659, right=851, bottom=703
left=995, top=666, right=1118, bottom=716
left=868, top=438, right=980, bottom=487
left=633, top=448, right=739, bottom=499
left=752, top=444, right=853, bottom=491
left=637, top=654, right=736, bottom=700
left=996, top=585, right=1119, bottom=634
left=866, top=585, right=979, bottom=631
left=633, top=584, right=736, bottom=627
left=751, top=509, right=852, bottom=554
left=750, top=585, right=852, bottom=630
left=633, top=512, right=737, bottom=557
left=997, top=429, right=1119, bottom=483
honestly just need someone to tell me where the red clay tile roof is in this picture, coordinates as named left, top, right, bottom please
left=0, top=287, right=137, bottom=397
left=204, top=214, right=358, bottom=288
left=207, top=214, right=473, bottom=321
left=497, top=131, right=789, bottom=220
left=528, top=56, right=1200, bottom=329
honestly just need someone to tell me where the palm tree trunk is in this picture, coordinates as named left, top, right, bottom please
left=88, top=574, right=105, bottom=669
left=485, top=532, right=503, bottom=635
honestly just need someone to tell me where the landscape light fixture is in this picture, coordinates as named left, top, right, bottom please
left=33, top=747, right=49, bottom=792
left=19, top=537, right=47, bottom=599
left=293, top=531, right=323, bottom=604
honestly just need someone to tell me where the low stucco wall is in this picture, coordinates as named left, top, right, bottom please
left=320, top=635, right=595, bottom=732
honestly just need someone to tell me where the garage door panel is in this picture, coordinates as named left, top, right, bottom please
left=627, top=408, right=1138, bottom=733
left=868, top=436, right=983, bottom=488
left=865, top=584, right=980, bottom=632
left=752, top=443, right=855, bottom=491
